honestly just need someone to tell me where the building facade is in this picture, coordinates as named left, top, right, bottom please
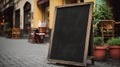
left=13, top=0, right=49, bottom=37
left=0, top=0, right=14, bottom=36
left=1, top=0, right=120, bottom=40
left=13, top=0, right=34, bottom=37
left=0, top=0, right=96, bottom=37
left=49, top=0, right=95, bottom=29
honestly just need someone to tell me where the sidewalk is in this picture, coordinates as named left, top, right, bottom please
left=0, top=37, right=119, bottom=67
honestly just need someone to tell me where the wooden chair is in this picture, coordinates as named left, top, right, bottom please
left=38, top=27, right=46, bottom=43
left=16, top=28, right=21, bottom=38
left=12, top=28, right=16, bottom=38
left=99, top=20, right=115, bottom=42
left=12, top=28, right=21, bottom=39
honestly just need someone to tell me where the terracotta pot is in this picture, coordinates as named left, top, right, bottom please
left=109, top=46, right=120, bottom=58
left=94, top=46, right=108, bottom=60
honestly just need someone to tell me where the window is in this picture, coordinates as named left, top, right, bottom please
left=15, top=9, right=20, bottom=28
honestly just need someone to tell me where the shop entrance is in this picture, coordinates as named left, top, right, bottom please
left=23, top=2, right=31, bottom=38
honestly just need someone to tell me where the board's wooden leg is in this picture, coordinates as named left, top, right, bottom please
left=91, top=58, right=95, bottom=65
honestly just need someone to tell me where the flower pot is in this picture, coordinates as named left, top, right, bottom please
left=109, top=46, right=120, bottom=58
left=94, top=46, right=108, bottom=60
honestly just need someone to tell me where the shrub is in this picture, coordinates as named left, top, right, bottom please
left=93, top=37, right=104, bottom=46
left=93, top=4, right=113, bottom=24
left=107, top=37, right=120, bottom=46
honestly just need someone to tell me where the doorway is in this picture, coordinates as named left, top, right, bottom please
left=15, top=9, right=20, bottom=28
left=108, top=0, right=120, bottom=22
left=23, top=2, right=31, bottom=37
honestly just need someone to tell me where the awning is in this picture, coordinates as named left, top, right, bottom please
left=37, top=0, right=48, bottom=6
left=3, top=6, right=14, bottom=16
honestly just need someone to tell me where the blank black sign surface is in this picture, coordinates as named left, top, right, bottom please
left=48, top=2, right=93, bottom=66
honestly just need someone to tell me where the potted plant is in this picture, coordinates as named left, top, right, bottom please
left=93, top=37, right=108, bottom=60
left=107, top=37, right=120, bottom=58
left=93, top=4, right=114, bottom=42
left=3, top=22, right=11, bottom=38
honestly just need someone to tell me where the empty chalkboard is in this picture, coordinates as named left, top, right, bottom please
left=48, top=2, right=93, bottom=66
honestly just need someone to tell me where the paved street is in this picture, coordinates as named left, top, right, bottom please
left=0, top=37, right=120, bottom=67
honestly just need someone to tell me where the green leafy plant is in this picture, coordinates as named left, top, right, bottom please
left=93, top=37, right=104, bottom=46
left=107, top=37, right=120, bottom=46
left=3, top=22, right=11, bottom=33
left=92, top=4, right=113, bottom=37
left=93, top=4, right=113, bottom=24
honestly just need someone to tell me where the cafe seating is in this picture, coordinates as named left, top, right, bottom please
left=28, top=27, right=47, bottom=43
left=11, top=28, right=21, bottom=39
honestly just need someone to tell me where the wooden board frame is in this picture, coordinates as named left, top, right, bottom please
left=48, top=2, right=93, bottom=66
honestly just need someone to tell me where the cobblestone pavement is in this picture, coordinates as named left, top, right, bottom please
left=0, top=37, right=120, bottom=67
